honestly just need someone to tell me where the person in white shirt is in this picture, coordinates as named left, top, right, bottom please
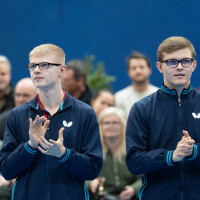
left=115, top=52, right=158, bottom=116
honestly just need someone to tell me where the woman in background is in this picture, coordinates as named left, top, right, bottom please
left=89, top=107, right=141, bottom=200
left=91, top=90, right=114, bottom=118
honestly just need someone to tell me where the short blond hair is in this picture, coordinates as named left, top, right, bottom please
left=157, top=36, right=196, bottom=62
left=29, top=44, right=65, bottom=64
left=98, top=107, right=127, bottom=163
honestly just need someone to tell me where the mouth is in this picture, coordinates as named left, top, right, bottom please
left=174, top=74, right=185, bottom=77
left=34, top=77, right=44, bottom=80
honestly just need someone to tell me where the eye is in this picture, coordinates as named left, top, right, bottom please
left=182, top=59, right=191, bottom=64
left=166, top=59, right=177, bottom=66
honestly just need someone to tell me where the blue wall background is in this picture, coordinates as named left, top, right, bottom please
left=1, top=0, right=200, bottom=92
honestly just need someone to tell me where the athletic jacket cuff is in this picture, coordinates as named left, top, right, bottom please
left=24, top=142, right=37, bottom=154
left=166, top=150, right=174, bottom=166
left=58, top=148, right=70, bottom=162
left=187, top=144, right=198, bottom=161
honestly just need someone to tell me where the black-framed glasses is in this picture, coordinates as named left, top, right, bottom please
left=26, top=62, right=61, bottom=71
left=160, top=58, right=194, bottom=68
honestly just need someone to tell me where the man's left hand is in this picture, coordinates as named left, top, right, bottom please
left=38, top=127, right=65, bottom=158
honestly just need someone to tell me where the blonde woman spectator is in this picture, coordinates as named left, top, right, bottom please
left=89, top=107, right=141, bottom=200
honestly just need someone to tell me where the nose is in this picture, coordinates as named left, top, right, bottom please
left=177, top=62, right=183, bottom=70
left=34, top=65, right=41, bottom=73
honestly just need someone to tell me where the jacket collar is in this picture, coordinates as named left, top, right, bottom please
left=160, top=83, right=193, bottom=97
left=26, top=92, right=73, bottom=111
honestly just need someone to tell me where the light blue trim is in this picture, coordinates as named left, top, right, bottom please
left=59, top=149, right=70, bottom=162
left=182, top=86, right=192, bottom=94
left=84, top=182, right=89, bottom=200
left=12, top=181, right=17, bottom=200
left=60, top=102, right=64, bottom=110
left=188, top=144, right=198, bottom=160
left=161, top=85, right=176, bottom=92
left=24, top=143, right=37, bottom=154
left=36, top=103, right=39, bottom=110
left=139, top=174, right=147, bottom=200
left=161, top=86, right=176, bottom=95
left=166, top=151, right=173, bottom=166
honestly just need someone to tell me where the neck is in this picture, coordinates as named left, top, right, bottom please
left=0, top=86, right=10, bottom=99
left=164, top=82, right=190, bottom=98
left=105, top=136, right=121, bottom=154
left=70, top=85, right=86, bottom=99
left=133, top=80, right=149, bottom=92
left=38, top=87, right=64, bottom=110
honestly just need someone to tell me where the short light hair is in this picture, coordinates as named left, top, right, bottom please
left=66, top=60, right=87, bottom=80
left=29, top=44, right=65, bottom=64
left=126, top=51, right=151, bottom=69
left=98, top=107, right=127, bottom=163
left=0, top=55, right=11, bottom=71
left=157, top=36, right=196, bottom=62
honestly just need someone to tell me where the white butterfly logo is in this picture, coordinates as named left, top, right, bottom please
left=63, top=120, right=73, bottom=127
left=192, top=112, right=200, bottom=119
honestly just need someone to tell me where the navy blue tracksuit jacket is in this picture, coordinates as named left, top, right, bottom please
left=0, top=92, right=103, bottom=200
left=126, top=85, right=200, bottom=200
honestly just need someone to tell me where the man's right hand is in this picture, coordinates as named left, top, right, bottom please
left=28, top=115, right=50, bottom=148
left=172, top=130, right=195, bottom=162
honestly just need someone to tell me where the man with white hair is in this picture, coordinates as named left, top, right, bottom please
left=0, top=55, right=15, bottom=114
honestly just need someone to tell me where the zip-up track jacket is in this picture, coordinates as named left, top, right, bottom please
left=0, top=93, right=103, bottom=200
left=126, top=85, right=200, bottom=200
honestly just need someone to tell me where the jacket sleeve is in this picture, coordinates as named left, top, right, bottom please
left=126, top=103, right=175, bottom=175
left=0, top=110, right=37, bottom=180
left=131, top=175, right=142, bottom=197
left=58, top=109, right=103, bottom=180
left=186, top=143, right=200, bottom=165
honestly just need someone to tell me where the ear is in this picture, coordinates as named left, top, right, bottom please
left=59, top=65, right=67, bottom=77
left=156, top=62, right=163, bottom=74
left=77, top=77, right=85, bottom=86
left=192, top=60, right=197, bottom=72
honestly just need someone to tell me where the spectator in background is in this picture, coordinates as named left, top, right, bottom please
left=89, top=107, right=141, bottom=200
left=0, top=78, right=37, bottom=140
left=91, top=89, right=114, bottom=118
left=0, top=55, right=15, bottom=114
left=115, top=52, right=158, bottom=116
left=61, top=59, right=92, bottom=105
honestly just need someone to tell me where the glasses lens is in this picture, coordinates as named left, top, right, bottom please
left=166, top=59, right=178, bottom=67
left=181, top=59, right=193, bottom=67
left=39, top=63, right=49, bottom=70
left=28, top=64, right=36, bottom=71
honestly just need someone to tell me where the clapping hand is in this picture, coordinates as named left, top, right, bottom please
left=38, top=127, right=65, bottom=158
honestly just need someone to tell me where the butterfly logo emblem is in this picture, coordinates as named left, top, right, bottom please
left=63, top=120, right=73, bottom=127
left=192, top=112, right=200, bottom=119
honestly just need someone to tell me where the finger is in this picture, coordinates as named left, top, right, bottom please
left=38, top=146, right=50, bottom=154
left=29, top=118, right=33, bottom=129
left=58, top=127, right=65, bottom=140
left=49, top=139, right=57, bottom=145
left=185, top=139, right=195, bottom=145
left=33, top=116, right=46, bottom=128
left=43, top=120, right=50, bottom=130
left=40, top=136, right=53, bottom=147
left=182, top=130, right=189, bottom=137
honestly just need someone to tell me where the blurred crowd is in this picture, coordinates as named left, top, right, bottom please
left=0, top=51, right=158, bottom=200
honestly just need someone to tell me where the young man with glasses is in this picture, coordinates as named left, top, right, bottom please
left=126, top=36, right=200, bottom=200
left=0, top=44, right=102, bottom=200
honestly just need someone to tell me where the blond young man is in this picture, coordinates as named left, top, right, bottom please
left=0, top=44, right=102, bottom=200
left=126, top=37, right=199, bottom=200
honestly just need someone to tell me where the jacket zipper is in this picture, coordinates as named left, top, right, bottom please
left=178, top=97, right=183, bottom=200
